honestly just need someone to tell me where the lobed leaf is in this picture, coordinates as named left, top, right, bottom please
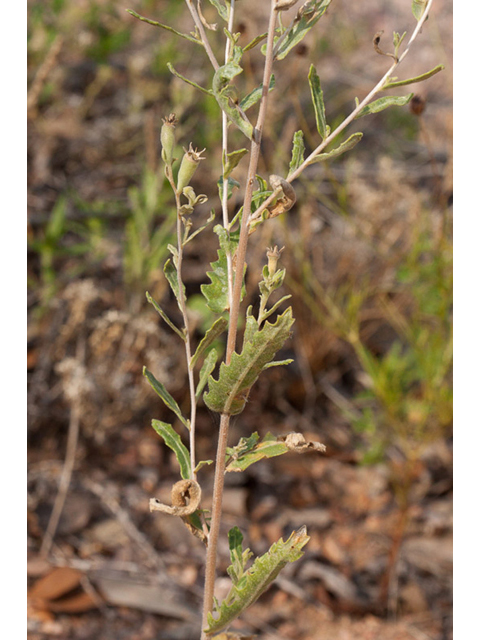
left=308, top=64, right=330, bottom=139
left=143, top=367, right=190, bottom=429
left=151, top=420, right=191, bottom=480
left=204, top=308, right=294, bottom=415
left=355, top=93, right=414, bottom=118
left=205, top=527, right=310, bottom=634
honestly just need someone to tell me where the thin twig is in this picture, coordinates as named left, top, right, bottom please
left=248, top=0, right=435, bottom=227
left=185, top=0, right=220, bottom=71
left=27, top=35, right=64, bottom=116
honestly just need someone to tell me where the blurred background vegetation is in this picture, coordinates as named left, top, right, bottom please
left=27, top=1, right=452, bottom=638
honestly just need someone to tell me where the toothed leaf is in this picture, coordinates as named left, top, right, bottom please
left=205, top=527, right=310, bottom=634
left=204, top=308, right=294, bottom=415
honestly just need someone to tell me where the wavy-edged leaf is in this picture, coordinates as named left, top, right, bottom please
left=144, top=367, right=190, bottom=429
left=382, top=64, right=445, bottom=90
left=227, top=527, right=253, bottom=585
left=218, top=176, right=240, bottom=201
left=201, top=225, right=245, bottom=314
left=274, top=0, right=332, bottom=61
left=196, top=348, right=219, bottom=400
left=308, top=64, right=330, bottom=139
left=151, top=420, right=191, bottom=479
left=307, top=132, right=363, bottom=165
left=205, top=527, right=310, bottom=634
left=223, top=148, right=249, bottom=179
left=146, top=291, right=185, bottom=341
left=288, top=130, right=305, bottom=177
left=355, top=93, right=414, bottom=118
left=204, top=308, right=294, bottom=415
left=239, top=74, right=275, bottom=112
left=191, top=317, right=228, bottom=368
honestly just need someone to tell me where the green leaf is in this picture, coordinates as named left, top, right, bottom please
left=126, top=9, right=201, bottom=45
left=239, top=74, right=275, bottom=112
left=382, top=64, right=445, bottom=90
left=412, top=0, right=428, bottom=21
left=307, top=132, right=363, bottom=164
left=205, top=527, right=310, bottom=634
left=207, top=0, right=228, bottom=22
left=143, top=367, right=190, bottom=429
left=242, top=31, right=268, bottom=53
left=288, top=130, right=305, bottom=177
left=167, top=62, right=213, bottom=96
left=223, top=148, right=249, bottom=179
left=218, top=176, right=240, bottom=201
left=146, top=292, right=185, bottom=341
left=204, top=307, right=294, bottom=415
left=212, top=53, right=254, bottom=140
left=191, top=317, right=228, bottom=368
left=151, top=420, right=191, bottom=480
left=163, top=258, right=186, bottom=311
left=355, top=93, right=414, bottom=118
left=227, top=527, right=253, bottom=585
left=308, top=64, right=330, bottom=139
left=226, top=432, right=289, bottom=472
left=274, top=0, right=332, bottom=61
left=196, top=348, right=219, bottom=400
left=201, top=225, right=245, bottom=314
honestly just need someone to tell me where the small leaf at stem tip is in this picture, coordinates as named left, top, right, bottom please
left=151, top=420, right=191, bottom=480
left=382, top=64, right=444, bottom=90
left=143, top=367, right=190, bottom=429
left=308, top=64, right=330, bottom=140
left=355, top=93, right=414, bottom=118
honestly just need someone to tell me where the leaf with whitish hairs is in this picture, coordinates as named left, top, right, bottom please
left=308, top=64, right=330, bottom=140
left=306, top=132, right=363, bottom=164
left=273, top=0, right=332, bottom=61
left=204, top=308, right=294, bottom=415
left=205, top=527, right=310, bottom=635
left=151, top=420, right=191, bottom=480
left=355, top=93, right=414, bottom=118
left=144, top=367, right=190, bottom=430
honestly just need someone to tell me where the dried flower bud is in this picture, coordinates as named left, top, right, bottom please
left=266, top=245, right=284, bottom=277
left=160, top=113, right=178, bottom=166
left=275, top=0, right=301, bottom=11
left=176, top=143, right=206, bottom=193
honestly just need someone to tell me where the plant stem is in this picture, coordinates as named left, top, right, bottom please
left=185, top=0, right=220, bottom=71
left=248, top=0, right=435, bottom=227
left=200, top=3, right=279, bottom=636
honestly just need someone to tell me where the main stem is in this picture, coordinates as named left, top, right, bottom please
left=200, top=3, right=278, bottom=637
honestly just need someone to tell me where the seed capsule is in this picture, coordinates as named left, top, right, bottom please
left=160, top=113, right=178, bottom=166
left=176, top=144, right=206, bottom=193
